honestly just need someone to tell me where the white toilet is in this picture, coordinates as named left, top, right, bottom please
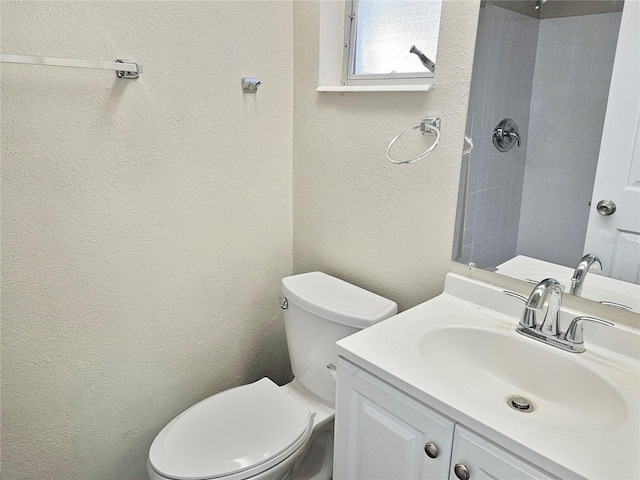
left=147, top=271, right=397, bottom=480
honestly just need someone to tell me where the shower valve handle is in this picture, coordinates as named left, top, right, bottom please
left=493, top=118, right=521, bottom=152
left=507, top=130, right=520, bottom=146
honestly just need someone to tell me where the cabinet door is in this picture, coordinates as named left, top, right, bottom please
left=334, top=359, right=455, bottom=480
left=449, top=426, right=557, bottom=480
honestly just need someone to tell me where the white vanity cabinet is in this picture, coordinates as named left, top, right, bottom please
left=334, top=360, right=556, bottom=480
left=450, top=426, right=555, bottom=480
left=334, top=360, right=455, bottom=480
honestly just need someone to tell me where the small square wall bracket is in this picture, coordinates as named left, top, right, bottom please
left=242, top=77, right=261, bottom=93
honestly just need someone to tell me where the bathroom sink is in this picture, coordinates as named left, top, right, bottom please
left=336, top=273, right=640, bottom=479
left=418, top=326, right=627, bottom=430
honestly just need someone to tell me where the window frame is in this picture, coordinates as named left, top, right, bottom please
left=341, top=0, right=436, bottom=86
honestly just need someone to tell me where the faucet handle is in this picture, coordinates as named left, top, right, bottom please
left=507, top=130, right=521, bottom=147
left=562, top=316, right=613, bottom=349
left=503, top=291, right=527, bottom=302
left=599, top=300, right=632, bottom=311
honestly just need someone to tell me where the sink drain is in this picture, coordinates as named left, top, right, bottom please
left=506, top=395, right=535, bottom=413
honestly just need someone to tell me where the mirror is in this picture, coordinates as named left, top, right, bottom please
left=453, top=0, right=640, bottom=313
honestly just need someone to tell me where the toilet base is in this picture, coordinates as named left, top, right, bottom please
left=288, top=420, right=333, bottom=480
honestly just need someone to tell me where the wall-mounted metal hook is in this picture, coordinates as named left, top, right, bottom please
left=410, top=45, right=435, bottom=72
left=242, top=77, right=261, bottom=94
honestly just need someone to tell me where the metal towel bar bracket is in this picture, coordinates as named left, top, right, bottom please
left=386, top=117, right=441, bottom=165
left=0, top=54, right=142, bottom=79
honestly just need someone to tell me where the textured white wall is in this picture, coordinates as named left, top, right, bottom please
left=293, top=0, right=480, bottom=311
left=1, top=2, right=293, bottom=479
left=2, top=0, right=484, bottom=477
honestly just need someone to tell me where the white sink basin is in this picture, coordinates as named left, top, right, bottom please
left=419, top=326, right=628, bottom=430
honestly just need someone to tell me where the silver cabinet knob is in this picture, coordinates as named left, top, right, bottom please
left=424, top=442, right=438, bottom=458
left=596, top=199, right=616, bottom=216
left=454, top=463, right=470, bottom=480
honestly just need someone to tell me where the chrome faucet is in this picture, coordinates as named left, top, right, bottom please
left=505, top=278, right=563, bottom=336
left=504, top=278, right=613, bottom=353
left=570, top=254, right=602, bottom=296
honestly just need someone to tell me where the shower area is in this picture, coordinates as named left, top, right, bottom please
left=453, top=0, right=623, bottom=270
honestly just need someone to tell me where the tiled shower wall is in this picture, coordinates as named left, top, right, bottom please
left=515, top=11, right=622, bottom=267
left=453, top=4, right=538, bottom=268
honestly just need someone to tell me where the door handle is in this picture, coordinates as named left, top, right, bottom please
left=596, top=199, right=616, bottom=216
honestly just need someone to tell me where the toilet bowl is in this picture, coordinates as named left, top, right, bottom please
left=147, top=272, right=397, bottom=480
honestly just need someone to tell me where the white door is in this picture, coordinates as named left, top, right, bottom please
left=334, top=360, right=454, bottom=480
left=584, top=0, right=640, bottom=284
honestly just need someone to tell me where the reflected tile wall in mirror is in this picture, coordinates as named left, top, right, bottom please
left=453, top=3, right=622, bottom=271
left=518, top=11, right=622, bottom=267
left=453, top=4, right=539, bottom=268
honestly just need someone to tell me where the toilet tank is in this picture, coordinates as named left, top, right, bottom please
left=281, top=272, right=397, bottom=404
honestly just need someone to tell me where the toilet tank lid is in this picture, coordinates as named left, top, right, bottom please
left=282, top=272, right=397, bottom=328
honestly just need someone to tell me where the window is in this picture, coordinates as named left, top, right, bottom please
left=342, top=0, right=442, bottom=86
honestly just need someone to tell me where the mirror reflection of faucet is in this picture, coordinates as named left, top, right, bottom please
left=570, top=253, right=602, bottom=296
left=496, top=254, right=637, bottom=312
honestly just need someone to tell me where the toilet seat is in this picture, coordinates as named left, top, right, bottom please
left=149, top=378, right=316, bottom=480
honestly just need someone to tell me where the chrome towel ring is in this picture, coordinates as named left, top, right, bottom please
left=386, top=117, right=441, bottom=165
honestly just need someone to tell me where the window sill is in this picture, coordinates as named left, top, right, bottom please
left=316, top=84, right=434, bottom=93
